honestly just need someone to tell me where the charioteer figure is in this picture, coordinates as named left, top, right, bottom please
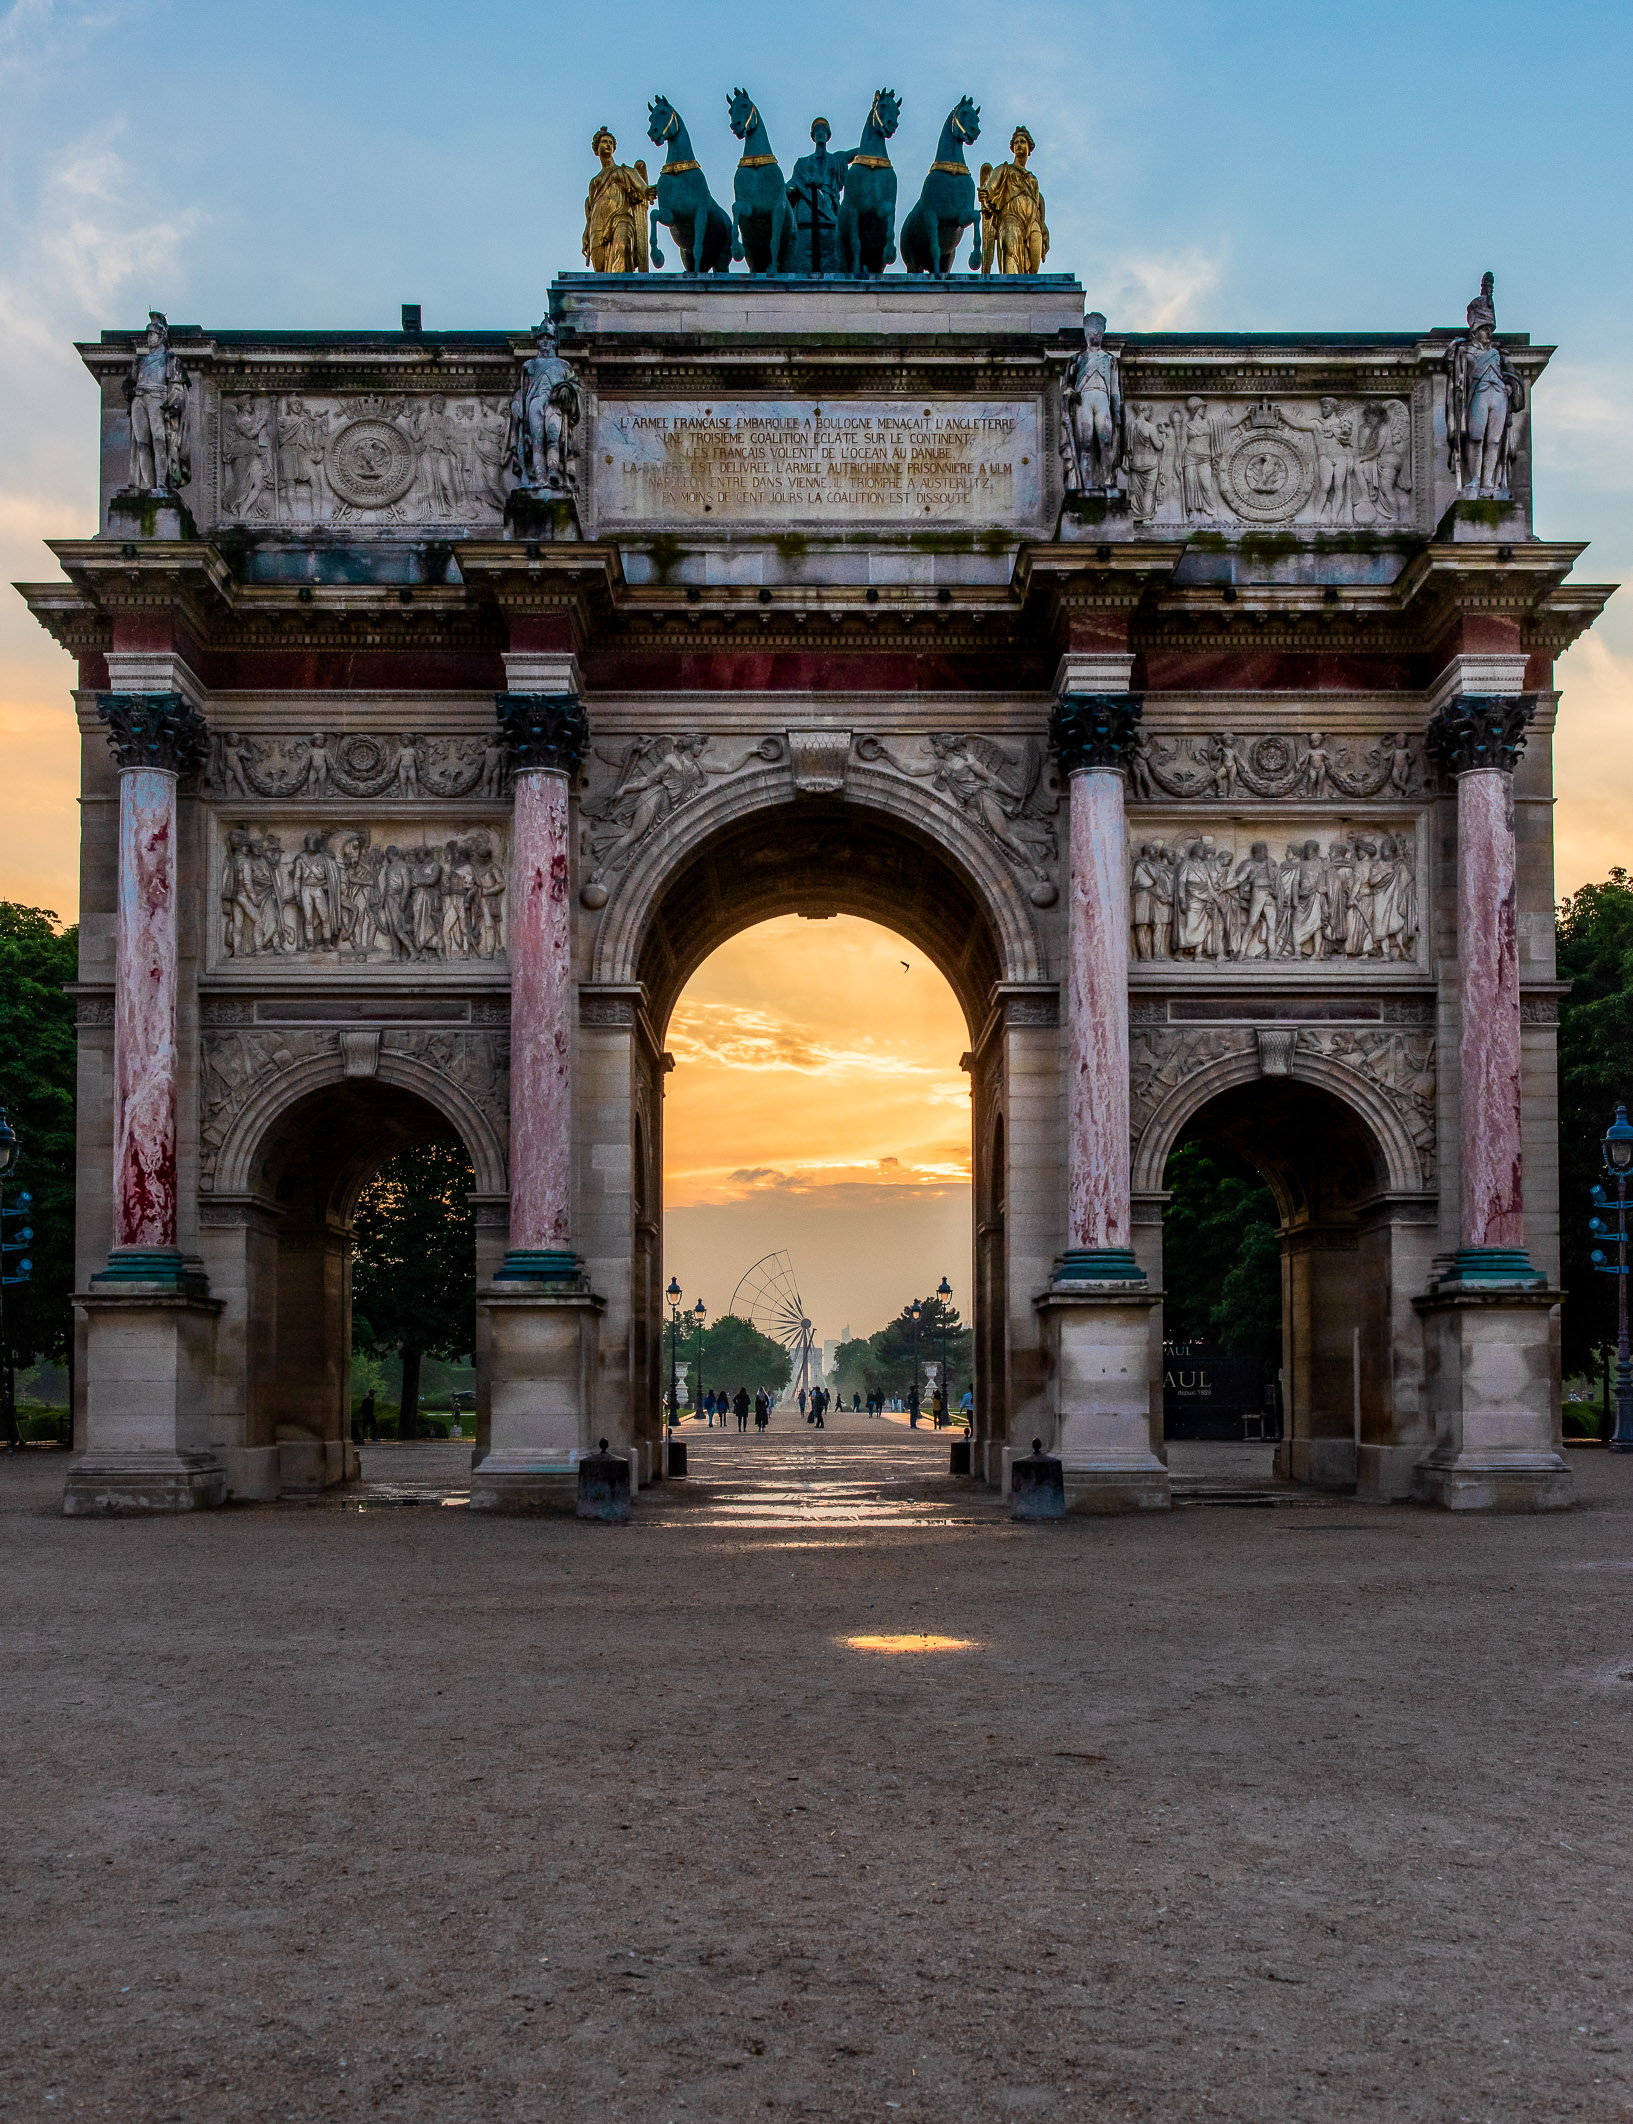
left=786, top=117, right=851, bottom=274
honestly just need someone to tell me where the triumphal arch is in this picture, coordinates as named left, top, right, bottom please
left=21, top=185, right=1613, bottom=1515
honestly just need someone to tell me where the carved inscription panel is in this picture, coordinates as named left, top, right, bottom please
left=594, top=398, right=1046, bottom=529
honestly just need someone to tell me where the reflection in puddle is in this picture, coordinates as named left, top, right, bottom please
left=840, top=1634, right=979, bottom=1653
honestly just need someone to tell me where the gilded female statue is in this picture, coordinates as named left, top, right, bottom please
left=977, top=126, right=1048, bottom=274
left=582, top=127, right=654, bottom=272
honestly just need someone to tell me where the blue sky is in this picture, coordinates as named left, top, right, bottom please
left=1, top=0, right=1630, bottom=913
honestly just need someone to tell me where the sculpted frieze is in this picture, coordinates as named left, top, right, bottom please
left=209, top=729, right=509, bottom=802
left=581, top=733, right=787, bottom=894
left=856, top=732, right=1061, bottom=905
left=1116, top=395, right=1413, bottom=529
left=1129, top=824, right=1420, bottom=964
left=215, top=821, right=506, bottom=964
left=217, top=392, right=511, bottom=527
left=1130, top=729, right=1421, bottom=803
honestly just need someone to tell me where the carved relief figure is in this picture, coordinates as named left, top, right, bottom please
left=219, top=823, right=506, bottom=963
left=582, top=732, right=784, bottom=886
left=413, top=397, right=465, bottom=517
left=1277, top=397, right=1355, bottom=523
left=583, top=128, right=654, bottom=272
left=1127, top=828, right=1418, bottom=963
left=124, top=312, right=190, bottom=493
left=1354, top=400, right=1412, bottom=523
left=1171, top=397, right=1234, bottom=519
left=1062, top=312, right=1121, bottom=494
left=455, top=403, right=510, bottom=513
left=507, top=321, right=580, bottom=494
left=205, top=729, right=507, bottom=804
left=1129, top=728, right=1421, bottom=803
left=221, top=399, right=271, bottom=518
left=276, top=398, right=329, bottom=519
left=866, top=731, right=1059, bottom=902
left=1123, top=404, right=1166, bottom=520
left=977, top=127, right=1048, bottom=275
left=1448, top=272, right=1524, bottom=499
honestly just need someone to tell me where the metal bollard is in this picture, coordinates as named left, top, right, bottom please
left=1010, top=1437, right=1065, bottom=1520
left=666, top=1435, right=688, bottom=1478
left=948, top=1436, right=972, bottom=1476
left=576, top=1438, right=633, bottom=1523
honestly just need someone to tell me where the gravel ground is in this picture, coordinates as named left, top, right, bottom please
left=4, top=1415, right=1633, bottom=2123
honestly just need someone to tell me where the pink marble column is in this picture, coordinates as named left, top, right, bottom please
left=1457, top=767, right=1524, bottom=1251
left=1067, top=767, right=1132, bottom=1254
left=507, top=768, right=574, bottom=1258
left=112, top=766, right=180, bottom=1252
left=1049, top=692, right=1146, bottom=1282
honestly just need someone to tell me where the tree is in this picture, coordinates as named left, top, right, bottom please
left=694, top=1313, right=789, bottom=1399
left=351, top=1139, right=476, bottom=1437
left=0, top=906, right=78, bottom=1390
left=1162, top=1139, right=1282, bottom=1375
left=1556, top=869, right=1633, bottom=1378
left=836, top=1294, right=974, bottom=1404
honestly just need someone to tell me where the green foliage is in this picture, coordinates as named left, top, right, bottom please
left=1557, top=868, right=1633, bottom=1375
left=351, top=1140, right=476, bottom=1435
left=1162, top=1140, right=1282, bottom=1373
left=693, top=1312, right=789, bottom=1394
left=0, top=905, right=78, bottom=1371
left=833, top=1295, right=973, bottom=1401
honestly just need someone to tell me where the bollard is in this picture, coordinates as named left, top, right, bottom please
left=948, top=1436, right=972, bottom=1476
left=1010, top=1437, right=1065, bottom=1521
left=576, top=1438, right=633, bottom=1523
left=666, top=1435, right=688, bottom=1478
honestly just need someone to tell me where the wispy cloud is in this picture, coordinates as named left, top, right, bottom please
left=1095, top=248, right=1224, bottom=331
left=667, top=998, right=963, bottom=1091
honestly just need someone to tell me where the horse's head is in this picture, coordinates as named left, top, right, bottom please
left=727, top=86, right=758, bottom=140
left=950, top=96, right=981, bottom=146
left=647, top=95, right=678, bottom=147
left=870, top=87, right=902, bottom=138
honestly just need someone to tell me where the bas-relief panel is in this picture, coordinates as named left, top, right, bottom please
left=211, top=820, right=507, bottom=968
left=1115, top=394, right=1418, bottom=530
left=215, top=393, right=511, bottom=527
left=1128, top=819, right=1423, bottom=966
left=209, top=729, right=509, bottom=802
left=592, top=397, right=1047, bottom=530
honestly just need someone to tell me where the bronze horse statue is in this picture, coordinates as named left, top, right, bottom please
left=900, top=96, right=981, bottom=275
left=836, top=88, right=902, bottom=277
left=727, top=88, right=794, bottom=274
left=647, top=95, right=733, bottom=274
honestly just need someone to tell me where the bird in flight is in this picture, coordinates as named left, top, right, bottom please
left=900, top=960, right=910, bottom=971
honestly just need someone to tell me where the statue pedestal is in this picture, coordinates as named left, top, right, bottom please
left=64, top=1261, right=225, bottom=1515
left=469, top=1279, right=606, bottom=1513
left=1035, top=1279, right=1168, bottom=1512
left=106, top=490, right=198, bottom=541
left=1412, top=1281, right=1571, bottom=1511
left=1056, top=490, right=1131, bottom=540
left=503, top=489, right=582, bottom=543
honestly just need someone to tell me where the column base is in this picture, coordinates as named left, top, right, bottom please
left=469, top=1277, right=606, bottom=1513
left=1035, top=1279, right=1169, bottom=1513
left=1051, top=1247, right=1149, bottom=1284
left=467, top=1452, right=585, bottom=1515
left=1433, top=1247, right=1547, bottom=1291
left=62, top=1449, right=227, bottom=1516
left=1412, top=1282, right=1571, bottom=1512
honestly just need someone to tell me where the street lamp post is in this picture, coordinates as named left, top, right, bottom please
left=1591, top=1104, right=1633, bottom=1451
left=666, top=1275, right=683, bottom=1430
left=0, top=1110, right=32, bottom=1455
left=693, top=1298, right=707, bottom=1422
left=909, top=1298, right=922, bottom=1426
left=935, top=1275, right=952, bottom=1429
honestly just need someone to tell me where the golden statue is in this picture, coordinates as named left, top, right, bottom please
left=977, top=126, right=1049, bottom=275
left=583, top=127, right=654, bottom=273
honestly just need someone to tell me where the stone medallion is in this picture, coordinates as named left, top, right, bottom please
left=1221, top=428, right=1313, bottom=522
left=326, top=418, right=418, bottom=509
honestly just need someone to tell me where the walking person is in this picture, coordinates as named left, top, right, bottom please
left=813, top=1386, right=825, bottom=1429
left=798, top=1386, right=808, bottom=1422
left=908, top=1385, right=920, bottom=1428
left=734, top=1385, right=750, bottom=1433
left=755, top=1389, right=769, bottom=1434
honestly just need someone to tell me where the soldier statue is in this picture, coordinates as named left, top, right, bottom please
left=786, top=118, right=851, bottom=274
left=506, top=320, right=580, bottom=494
left=1062, top=310, right=1122, bottom=494
left=124, top=311, right=190, bottom=493
left=1447, top=272, right=1524, bottom=499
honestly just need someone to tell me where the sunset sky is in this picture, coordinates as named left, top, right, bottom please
left=0, top=0, right=1628, bottom=1346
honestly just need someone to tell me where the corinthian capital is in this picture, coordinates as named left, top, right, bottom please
left=96, top=692, right=210, bottom=780
left=494, top=691, right=589, bottom=778
left=1423, top=694, right=1537, bottom=781
left=1048, top=692, right=1144, bottom=775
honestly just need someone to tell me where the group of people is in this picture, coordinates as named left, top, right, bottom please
left=682, top=1382, right=978, bottom=1432
left=691, top=1388, right=773, bottom=1433
left=1130, top=831, right=1418, bottom=964
left=221, top=825, right=506, bottom=962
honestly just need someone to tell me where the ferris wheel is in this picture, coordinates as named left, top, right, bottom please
left=728, top=1250, right=815, bottom=1396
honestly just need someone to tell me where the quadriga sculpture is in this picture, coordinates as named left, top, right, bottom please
left=836, top=88, right=902, bottom=276
left=727, top=88, right=794, bottom=274
left=646, top=95, right=733, bottom=273
left=900, top=96, right=981, bottom=275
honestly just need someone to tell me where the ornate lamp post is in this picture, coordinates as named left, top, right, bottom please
left=909, top=1298, right=923, bottom=1426
left=935, top=1275, right=952, bottom=1428
left=666, top=1275, right=683, bottom=1429
left=693, top=1298, right=707, bottom=1421
left=1591, top=1104, right=1633, bottom=1451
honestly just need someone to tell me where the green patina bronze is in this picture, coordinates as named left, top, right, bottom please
left=900, top=95, right=982, bottom=276
left=646, top=95, right=733, bottom=275
left=727, top=88, right=794, bottom=275
left=836, top=88, right=901, bottom=278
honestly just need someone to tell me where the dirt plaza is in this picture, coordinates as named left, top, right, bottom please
left=4, top=1415, right=1632, bottom=2123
